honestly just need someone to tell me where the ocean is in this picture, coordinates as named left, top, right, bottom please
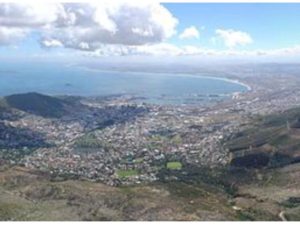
left=0, top=61, right=248, bottom=105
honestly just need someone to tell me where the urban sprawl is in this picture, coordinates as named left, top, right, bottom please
left=2, top=65, right=300, bottom=186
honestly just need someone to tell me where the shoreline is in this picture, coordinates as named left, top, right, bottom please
left=75, top=65, right=252, bottom=92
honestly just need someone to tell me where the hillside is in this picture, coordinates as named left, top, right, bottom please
left=2, top=162, right=300, bottom=221
left=0, top=166, right=238, bottom=221
left=226, top=107, right=300, bottom=168
left=0, top=93, right=67, bottom=118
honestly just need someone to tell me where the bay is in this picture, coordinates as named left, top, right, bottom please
left=0, top=61, right=248, bottom=105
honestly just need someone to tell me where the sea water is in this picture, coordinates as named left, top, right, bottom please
left=0, top=61, right=248, bottom=105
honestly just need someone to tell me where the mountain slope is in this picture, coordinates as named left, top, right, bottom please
left=227, top=107, right=300, bottom=168
left=0, top=92, right=67, bottom=118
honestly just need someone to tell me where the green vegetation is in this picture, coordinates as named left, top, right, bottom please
left=164, top=182, right=204, bottom=198
left=116, top=170, right=139, bottom=178
left=73, top=133, right=103, bottom=149
left=261, top=107, right=300, bottom=127
left=269, top=134, right=296, bottom=147
left=280, top=197, right=300, bottom=208
left=148, top=134, right=182, bottom=151
left=171, top=134, right=182, bottom=145
left=227, top=127, right=282, bottom=152
left=166, top=162, right=182, bottom=170
left=0, top=203, right=22, bottom=220
left=0, top=166, right=242, bottom=221
left=2, top=160, right=300, bottom=221
left=236, top=211, right=255, bottom=221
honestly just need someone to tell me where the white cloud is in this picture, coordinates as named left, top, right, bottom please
left=43, top=2, right=178, bottom=50
left=215, top=29, right=253, bottom=48
left=41, top=39, right=63, bottom=48
left=0, top=2, right=178, bottom=49
left=0, top=3, right=62, bottom=46
left=179, top=26, right=200, bottom=40
left=0, top=27, right=27, bottom=46
left=0, top=3, right=63, bottom=27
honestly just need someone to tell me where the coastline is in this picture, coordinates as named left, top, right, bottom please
left=75, top=65, right=252, bottom=92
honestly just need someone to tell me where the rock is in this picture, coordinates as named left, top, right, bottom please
left=232, top=206, right=242, bottom=211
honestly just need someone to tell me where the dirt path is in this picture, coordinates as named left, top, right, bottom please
left=279, top=211, right=287, bottom=221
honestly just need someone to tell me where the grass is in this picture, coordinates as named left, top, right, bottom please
left=269, top=134, right=300, bottom=147
left=167, top=162, right=182, bottom=170
left=165, top=182, right=204, bottom=199
left=236, top=211, right=254, bottom=221
left=116, top=170, right=139, bottom=178
left=0, top=203, right=20, bottom=220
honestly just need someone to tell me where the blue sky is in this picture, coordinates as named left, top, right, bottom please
left=165, top=3, right=300, bottom=50
left=1, top=3, right=300, bottom=61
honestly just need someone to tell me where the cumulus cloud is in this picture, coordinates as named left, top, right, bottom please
left=42, top=2, right=178, bottom=50
left=0, top=3, right=63, bottom=27
left=179, top=26, right=200, bottom=40
left=0, top=3, right=61, bottom=45
left=0, top=2, right=178, bottom=49
left=215, top=29, right=253, bottom=48
left=0, top=27, right=27, bottom=46
left=41, top=39, right=63, bottom=48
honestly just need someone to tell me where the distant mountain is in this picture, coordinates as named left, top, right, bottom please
left=0, top=92, right=67, bottom=118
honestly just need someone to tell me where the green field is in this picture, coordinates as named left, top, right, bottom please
left=167, top=162, right=182, bottom=170
left=116, top=170, right=139, bottom=178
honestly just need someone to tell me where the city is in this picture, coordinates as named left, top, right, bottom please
left=2, top=64, right=300, bottom=187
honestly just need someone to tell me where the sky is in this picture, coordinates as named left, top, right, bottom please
left=1, top=2, right=300, bottom=62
